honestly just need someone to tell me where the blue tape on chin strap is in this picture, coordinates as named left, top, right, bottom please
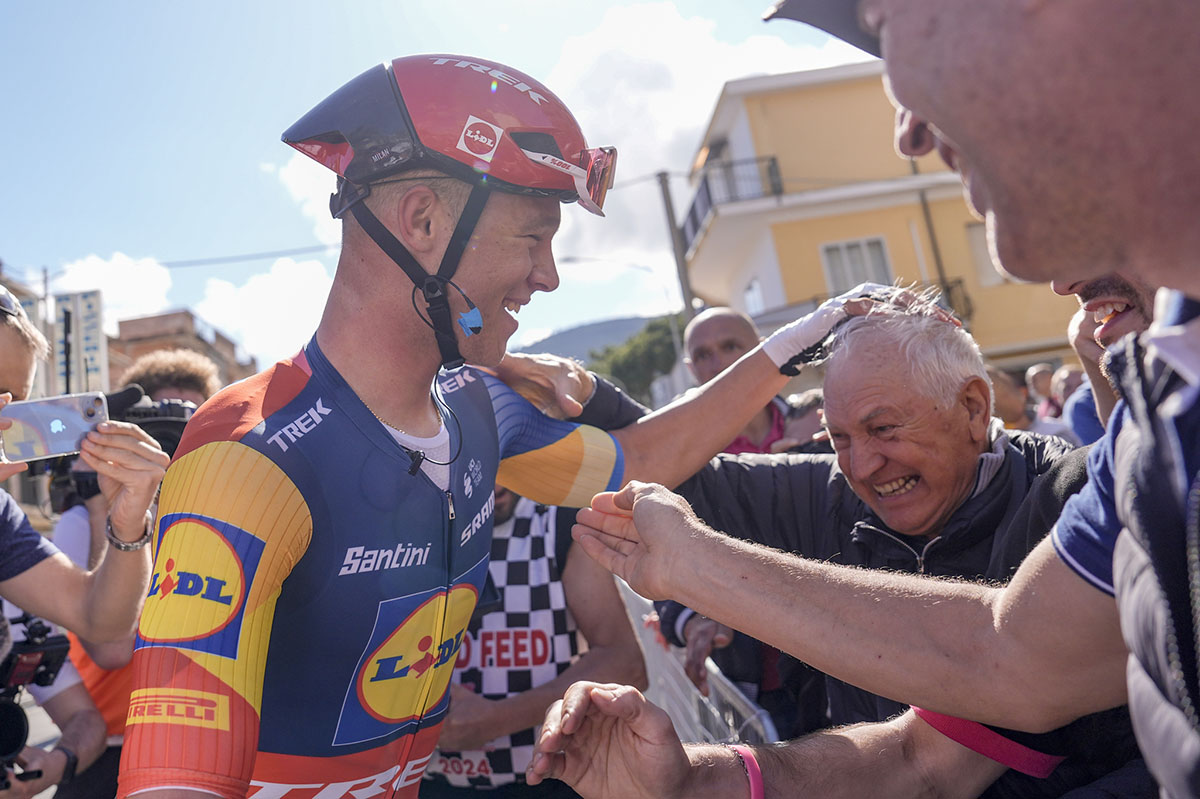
left=458, top=307, right=483, bottom=336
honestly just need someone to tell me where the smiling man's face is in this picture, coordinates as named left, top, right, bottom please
left=823, top=338, right=989, bottom=539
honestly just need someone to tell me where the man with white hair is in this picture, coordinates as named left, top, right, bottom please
left=666, top=291, right=1079, bottom=730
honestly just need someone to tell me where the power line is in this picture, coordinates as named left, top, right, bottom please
left=35, top=171, right=685, bottom=280
left=159, top=243, right=336, bottom=268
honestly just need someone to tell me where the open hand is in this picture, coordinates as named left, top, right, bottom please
left=682, top=616, right=733, bottom=696
left=573, top=482, right=709, bottom=600
left=437, top=683, right=502, bottom=752
left=488, top=352, right=594, bottom=419
left=527, top=682, right=690, bottom=799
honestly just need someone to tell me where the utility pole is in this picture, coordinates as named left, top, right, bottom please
left=62, top=308, right=72, bottom=394
left=656, top=171, right=697, bottom=323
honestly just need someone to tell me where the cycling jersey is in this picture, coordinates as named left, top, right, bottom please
left=118, top=338, right=624, bottom=799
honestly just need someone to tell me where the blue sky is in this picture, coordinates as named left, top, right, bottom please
left=1, top=1, right=869, bottom=366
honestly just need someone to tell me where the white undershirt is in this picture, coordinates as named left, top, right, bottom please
left=384, top=423, right=451, bottom=491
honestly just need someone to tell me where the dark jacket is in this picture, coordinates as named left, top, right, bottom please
left=1106, top=301, right=1200, bottom=799
left=665, top=427, right=1074, bottom=723
left=577, top=376, right=1149, bottom=797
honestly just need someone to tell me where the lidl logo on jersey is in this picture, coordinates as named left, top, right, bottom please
left=138, top=512, right=266, bottom=660
left=332, top=557, right=488, bottom=745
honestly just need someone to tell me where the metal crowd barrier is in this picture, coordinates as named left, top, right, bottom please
left=616, top=580, right=779, bottom=745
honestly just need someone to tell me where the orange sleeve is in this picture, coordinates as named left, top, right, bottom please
left=118, top=441, right=312, bottom=798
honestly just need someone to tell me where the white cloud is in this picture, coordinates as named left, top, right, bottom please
left=194, top=257, right=332, bottom=366
left=274, top=152, right=342, bottom=246
left=543, top=2, right=869, bottom=302
left=51, top=252, right=173, bottom=336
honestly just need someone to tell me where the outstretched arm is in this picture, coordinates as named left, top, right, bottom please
left=0, top=422, right=165, bottom=642
left=496, top=288, right=889, bottom=490
left=573, top=482, right=1127, bottom=733
left=529, top=683, right=1006, bottom=799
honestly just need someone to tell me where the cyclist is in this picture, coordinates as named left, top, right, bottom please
left=117, top=54, right=844, bottom=798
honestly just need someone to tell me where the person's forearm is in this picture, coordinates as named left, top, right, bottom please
left=489, top=644, right=649, bottom=740
left=82, top=518, right=153, bottom=641
left=85, top=501, right=107, bottom=570
left=613, top=349, right=787, bottom=488
left=752, top=714, right=1004, bottom=799
left=662, top=529, right=1126, bottom=732
left=54, top=709, right=107, bottom=773
left=79, top=634, right=134, bottom=670
left=42, top=685, right=108, bottom=776
left=672, top=745, right=754, bottom=799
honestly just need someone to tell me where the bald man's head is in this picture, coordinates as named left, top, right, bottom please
left=684, top=308, right=760, bottom=385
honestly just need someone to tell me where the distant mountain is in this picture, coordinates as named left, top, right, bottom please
left=513, top=315, right=653, bottom=365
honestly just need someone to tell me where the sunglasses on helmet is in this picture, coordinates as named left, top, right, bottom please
left=521, top=146, right=618, bottom=216
left=0, top=286, right=26, bottom=321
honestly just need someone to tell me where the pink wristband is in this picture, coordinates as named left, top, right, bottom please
left=729, top=745, right=765, bottom=799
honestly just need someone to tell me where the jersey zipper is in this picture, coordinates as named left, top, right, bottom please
left=411, top=482, right=459, bottom=734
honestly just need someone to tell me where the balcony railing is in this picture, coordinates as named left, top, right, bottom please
left=682, top=156, right=783, bottom=253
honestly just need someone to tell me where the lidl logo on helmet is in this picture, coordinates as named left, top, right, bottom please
left=332, top=562, right=487, bottom=745
left=458, top=116, right=503, bottom=164
left=138, top=512, right=265, bottom=660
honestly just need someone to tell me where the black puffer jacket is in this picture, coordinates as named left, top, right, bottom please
left=665, top=427, right=1073, bottom=722
left=575, top=376, right=1149, bottom=798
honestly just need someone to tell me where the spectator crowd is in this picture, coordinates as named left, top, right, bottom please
left=1, top=2, right=1198, bottom=797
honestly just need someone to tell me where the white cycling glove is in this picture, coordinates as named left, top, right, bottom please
left=762, top=282, right=891, bottom=375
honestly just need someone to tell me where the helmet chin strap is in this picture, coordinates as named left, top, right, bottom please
left=346, top=183, right=491, bottom=370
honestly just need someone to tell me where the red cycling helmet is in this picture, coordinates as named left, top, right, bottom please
left=283, top=54, right=616, bottom=217
left=281, top=55, right=616, bottom=370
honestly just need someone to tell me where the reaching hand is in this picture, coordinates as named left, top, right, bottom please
left=527, top=682, right=691, bottom=799
left=77, top=421, right=169, bottom=542
left=488, top=352, right=594, bottom=419
left=436, top=683, right=502, bottom=752
left=762, top=282, right=960, bottom=373
left=0, top=746, right=58, bottom=798
left=761, top=282, right=890, bottom=371
left=572, top=482, right=711, bottom=600
left=682, top=615, right=733, bottom=697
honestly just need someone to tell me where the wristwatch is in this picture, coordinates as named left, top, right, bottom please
left=106, top=513, right=154, bottom=551
left=55, top=745, right=77, bottom=786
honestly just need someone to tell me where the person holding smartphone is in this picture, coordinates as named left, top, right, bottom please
left=0, top=285, right=167, bottom=658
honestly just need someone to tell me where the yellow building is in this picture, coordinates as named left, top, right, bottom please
left=681, top=60, right=1079, bottom=370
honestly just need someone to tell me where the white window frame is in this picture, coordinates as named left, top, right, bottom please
left=743, top=278, right=765, bottom=316
left=819, top=236, right=894, bottom=296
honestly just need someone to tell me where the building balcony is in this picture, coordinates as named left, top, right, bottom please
left=682, top=156, right=783, bottom=255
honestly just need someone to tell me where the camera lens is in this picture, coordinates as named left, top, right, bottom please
left=85, top=408, right=96, bottom=418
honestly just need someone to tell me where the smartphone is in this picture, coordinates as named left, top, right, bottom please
left=0, top=392, right=108, bottom=463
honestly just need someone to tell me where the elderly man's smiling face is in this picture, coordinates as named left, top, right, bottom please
left=822, top=336, right=991, bottom=539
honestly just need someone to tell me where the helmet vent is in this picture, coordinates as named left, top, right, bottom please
left=508, top=132, right=563, bottom=159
